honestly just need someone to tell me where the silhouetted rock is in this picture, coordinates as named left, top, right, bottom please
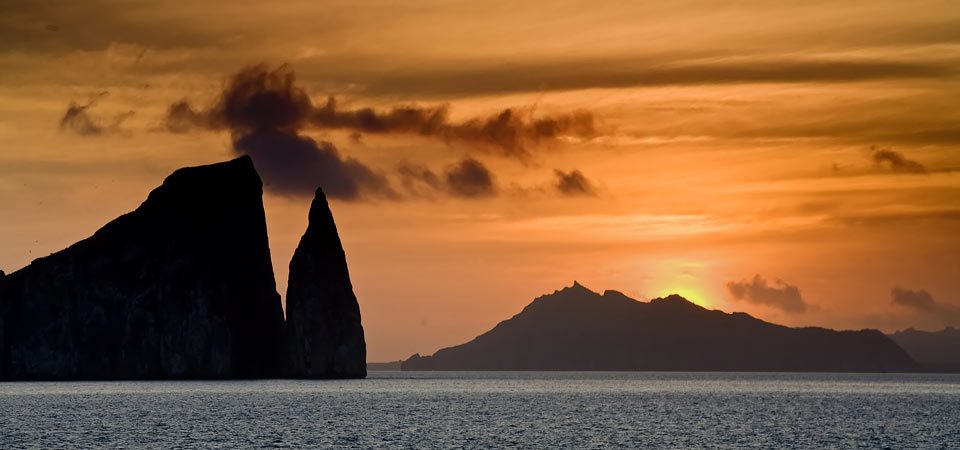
left=367, top=360, right=403, bottom=371
left=283, top=188, right=366, bottom=378
left=402, top=282, right=919, bottom=372
left=0, top=157, right=285, bottom=380
left=889, top=327, right=960, bottom=372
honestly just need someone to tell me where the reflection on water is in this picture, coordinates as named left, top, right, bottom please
left=3, top=372, right=959, bottom=448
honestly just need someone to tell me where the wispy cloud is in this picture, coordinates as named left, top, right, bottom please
left=59, top=92, right=134, bottom=136
left=554, top=169, right=597, bottom=196
left=870, top=146, right=927, bottom=174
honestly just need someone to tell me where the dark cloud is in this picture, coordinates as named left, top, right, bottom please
left=891, top=288, right=960, bottom=325
left=60, top=101, right=103, bottom=135
left=444, top=157, right=497, bottom=198
left=870, top=146, right=927, bottom=174
left=164, top=65, right=313, bottom=133
left=727, top=274, right=810, bottom=314
left=165, top=66, right=597, bottom=160
left=892, top=288, right=937, bottom=310
left=59, top=92, right=133, bottom=136
left=554, top=169, right=597, bottom=196
left=162, top=64, right=602, bottom=199
left=398, top=157, right=497, bottom=199
left=234, top=129, right=395, bottom=200
left=165, top=64, right=393, bottom=200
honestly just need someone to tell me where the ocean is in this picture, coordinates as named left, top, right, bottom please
left=2, top=371, right=959, bottom=448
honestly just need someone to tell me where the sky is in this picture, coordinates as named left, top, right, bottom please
left=1, top=0, right=959, bottom=362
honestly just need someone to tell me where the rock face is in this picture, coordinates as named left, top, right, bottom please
left=284, top=188, right=366, bottom=379
left=889, top=327, right=960, bottom=372
left=402, top=282, right=919, bottom=372
left=0, top=157, right=286, bottom=380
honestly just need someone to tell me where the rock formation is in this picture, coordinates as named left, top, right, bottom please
left=284, top=188, right=366, bottom=379
left=889, top=327, right=960, bottom=372
left=402, top=282, right=919, bottom=372
left=0, top=157, right=285, bottom=379
left=0, top=156, right=368, bottom=380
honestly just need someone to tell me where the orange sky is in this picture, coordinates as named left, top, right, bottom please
left=1, top=0, right=959, bottom=361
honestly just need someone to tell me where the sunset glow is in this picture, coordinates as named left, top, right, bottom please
left=2, top=0, right=959, bottom=362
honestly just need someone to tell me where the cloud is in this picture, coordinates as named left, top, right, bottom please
left=234, top=129, right=395, bottom=200
left=726, top=274, right=810, bottom=313
left=398, top=157, right=497, bottom=199
left=891, top=288, right=960, bottom=325
left=59, top=92, right=133, bottom=136
left=163, top=64, right=603, bottom=199
left=165, top=65, right=597, bottom=160
left=397, top=160, right=443, bottom=194
left=870, top=146, right=927, bottom=174
left=347, top=57, right=958, bottom=98
left=444, top=157, right=497, bottom=198
left=164, top=64, right=393, bottom=200
left=834, top=209, right=960, bottom=227
left=554, top=169, right=597, bottom=196
left=60, top=101, right=103, bottom=135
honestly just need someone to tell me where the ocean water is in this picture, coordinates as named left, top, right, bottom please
left=2, top=372, right=959, bottom=449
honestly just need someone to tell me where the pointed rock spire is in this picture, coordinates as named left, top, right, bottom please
left=284, top=188, right=366, bottom=378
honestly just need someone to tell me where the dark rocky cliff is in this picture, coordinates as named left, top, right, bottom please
left=402, top=282, right=919, bottom=372
left=284, top=188, right=366, bottom=379
left=0, top=157, right=287, bottom=380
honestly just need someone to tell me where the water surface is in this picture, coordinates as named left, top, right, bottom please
left=2, top=372, right=958, bottom=448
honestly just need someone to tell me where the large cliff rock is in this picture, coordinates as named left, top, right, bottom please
left=402, top=282, right=919, bottom=372
left=0, top=157, right=285, bottom=380
left=284, top=188, right=366, bottom=378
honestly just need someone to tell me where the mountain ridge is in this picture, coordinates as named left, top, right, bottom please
left=403, top=282, right=918, bottom=372
left=888, top=327, right=960, bottom=372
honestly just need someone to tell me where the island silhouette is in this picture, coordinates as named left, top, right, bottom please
left=889, top=327, right=960, bottom=372
left=402, top=282, right=919, bottom=372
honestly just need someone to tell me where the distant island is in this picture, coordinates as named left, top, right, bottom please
left=402, top=282, right=919, bottom=372
left=888, top=327, right=960, bottom=372
left=367, top=361, right=403, bottom=371
left=0, top=157, right=365, bottom=380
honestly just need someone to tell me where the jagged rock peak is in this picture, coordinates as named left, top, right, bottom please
left=649, top=294, right=705, bottom=310
left=284, top=187, right=366, bottom=379
left=560, top=280, right=596, bottom=295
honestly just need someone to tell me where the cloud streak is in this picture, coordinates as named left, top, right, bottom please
left=346, top=57, right=959, bottom=97
left=165, top=65, right=597, bottom=160
left=870, top=146, right=927, bottom=174
left=727, top=274, right=810, bottom=313
left=59, top=92, right=134, bottom=136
